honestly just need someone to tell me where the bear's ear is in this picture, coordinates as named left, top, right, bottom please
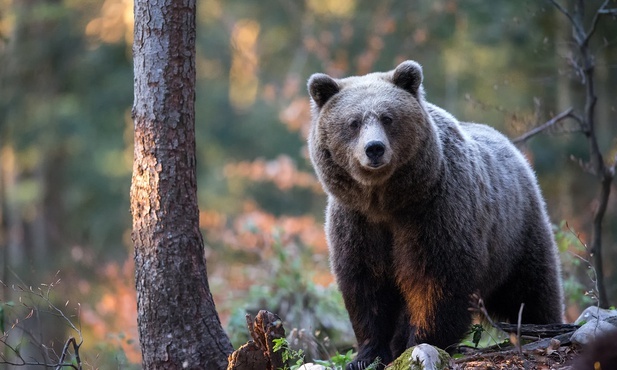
left=308, top=73, right=340, bottom=109
left=392, top=60, right=423, bottom=96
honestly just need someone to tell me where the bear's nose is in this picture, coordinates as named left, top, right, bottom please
left=365, top=141, right=385, bottom=160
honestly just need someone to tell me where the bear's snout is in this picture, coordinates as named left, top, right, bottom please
left=365, top=141, right=386, bottom=162
left=355, top=121, right=392, bottom=171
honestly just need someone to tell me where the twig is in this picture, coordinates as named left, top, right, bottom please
left=469, top=293, right=508, bottom=336
left=598, top=8, right=617, bottom=15
left=0, top=278, right=84, bottom=369
left=564, top=222, right=601, bottom=306
left=56, top=337, right=81, bottom=370
left=584, top=0, right=612, bottom=45
left=512, top=107, right=574, bottom=144
left=549, top=0, right=581, bottom=34
left=516, top=303, right=524, bottom=355
left=0, top=336, right=78, bottom=369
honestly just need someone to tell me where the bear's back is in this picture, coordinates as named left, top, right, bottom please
left=427, top=102, right=537, bottom=192
left=425, top=104, right=546, bottom=256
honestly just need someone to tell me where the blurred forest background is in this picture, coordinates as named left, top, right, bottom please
left=0, top=0, right=616, bottom=367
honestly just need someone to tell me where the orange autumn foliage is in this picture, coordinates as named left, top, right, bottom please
left=224, top=155, right=323, bottom=192
left=201, top=203, right=328, bottom=254
left=81, top=260, right=141, bottom=364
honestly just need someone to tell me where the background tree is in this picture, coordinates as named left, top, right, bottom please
left=514, top=0, right=617, bottom=308
left=131, top=0, right=232, bottom=368
left=548, top=0, right=616, bottom=309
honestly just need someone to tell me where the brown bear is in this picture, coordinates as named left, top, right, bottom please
left=307, top=60, right=564, bottom=370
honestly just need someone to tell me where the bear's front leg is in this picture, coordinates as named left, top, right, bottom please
left=327, top=201, right=403, bottom=370
left=392, top=248, right=475, bottom=351
left=338, top=277, right=404, bottom=370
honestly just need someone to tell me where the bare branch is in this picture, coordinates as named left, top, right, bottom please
left=583, top=0, right=611, bottom=45
left=598, top=7, right=617, bottom=15
left=565, top=53, right=587, bottom=84
left=549, top=0, right=585, bottom=41
left=56, top=337, right=81, bottom=370
left=568, top=111, right=584, bottom=126
left=0, top=335, right=79, bottom=369
left=549, top=0, right=577, bottom=27
left=570, top=155, right=597, bottom=176
left=512, top=107, right=574, bottom=144
left=0, top=279, right=83, bottom=369
left=564, top=222, right=601, bottom=305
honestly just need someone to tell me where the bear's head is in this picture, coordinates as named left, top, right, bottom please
left=307, top=60, right=435, bottom=188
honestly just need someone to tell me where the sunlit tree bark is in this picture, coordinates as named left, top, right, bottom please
left=131, top=0, right=233, bottom=368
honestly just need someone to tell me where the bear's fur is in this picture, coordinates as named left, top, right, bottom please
left=307, top=61, right=563, bottom=370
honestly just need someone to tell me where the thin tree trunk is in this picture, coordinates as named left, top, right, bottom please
left=131, top=0, right=233, bottom=368
left=3, top=146, right=25, bottom=268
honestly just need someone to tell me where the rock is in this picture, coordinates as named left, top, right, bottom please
left=296, top=364, right=326, bottom=370
left=570, top=318, right=617, bottom=345
left=411, top=344, right=442, bottom=370
left=387, top=344, right=450, bottom=370
left=574, top=306, right=617, bottom=325
left=570, top=306, right=617, bottom=346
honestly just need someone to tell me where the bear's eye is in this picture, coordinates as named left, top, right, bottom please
left=349, top=119, right=361, bottom=129
left=382, top=115, right=393, bottom=125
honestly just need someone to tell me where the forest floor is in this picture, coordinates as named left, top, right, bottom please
left=233, top=311, right=589, bottom=370
left=452, top=344, right=580, bottom=370
left=446, top=303, right=585, bottom=369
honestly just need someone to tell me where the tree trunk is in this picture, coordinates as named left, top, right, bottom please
left=131, top=0, right=233, bottom=368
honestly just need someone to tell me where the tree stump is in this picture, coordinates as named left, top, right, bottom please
left=227, top=310, right=286, bottom=370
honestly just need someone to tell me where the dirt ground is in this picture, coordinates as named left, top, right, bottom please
left=453, top=345, right=580, bottom=370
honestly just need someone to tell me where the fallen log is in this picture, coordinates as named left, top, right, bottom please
left=495, top=322, right=580, bottom=338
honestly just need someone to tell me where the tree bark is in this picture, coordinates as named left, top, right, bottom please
left=131, top=0, right=233, bottom=368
